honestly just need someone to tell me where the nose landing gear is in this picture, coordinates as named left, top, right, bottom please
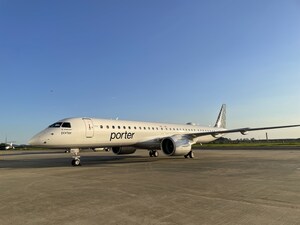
left=70, top=149, right=81, bottom=166
left=71, top=157, right=81, bottom=166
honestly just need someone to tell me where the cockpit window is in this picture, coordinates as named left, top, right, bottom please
left=49, top=122, right=63, bottom=128
left=48, top=122, right=71, bottom=128
left=62, top=122, right=71, bottom=128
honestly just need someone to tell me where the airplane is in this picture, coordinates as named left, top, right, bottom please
left=0, top=142, right=15, bottom=150
left=29, top=105, right=300, bottom=166
left=0, top=137, right=16, bottom=150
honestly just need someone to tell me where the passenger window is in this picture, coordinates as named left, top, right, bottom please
left=128, top=126, right=131, bottom=129
left=100, top=125, right=103, bottom=129
left=123, top=126, right=126, bottom=129
left=112, top=126, right=115, bottom=129
left=106, top=125, right=109, bottom=129
left=118, top=126, right=121, bottom=129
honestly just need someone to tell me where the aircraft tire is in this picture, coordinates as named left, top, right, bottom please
left=189, top=151, right=194, bottom=159
left=72, top=159, right=81, bottom=166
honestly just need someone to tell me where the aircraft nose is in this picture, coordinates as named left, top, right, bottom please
left=28, top=135, right=39, bottom=146
left=28, top=134, right=45, bottom=146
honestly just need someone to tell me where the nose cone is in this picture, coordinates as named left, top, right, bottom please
left=28, top=134, right=40, bottom=146
left=28, top=132, right=46, bottom=146
left=28, top=136, right=37, bottom=146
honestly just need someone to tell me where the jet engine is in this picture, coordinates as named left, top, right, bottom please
left=161, top=136, right=192, bottom=156
left=112, top=147, right=136, bottom=155
left=212, top=133, right=223, bottom=138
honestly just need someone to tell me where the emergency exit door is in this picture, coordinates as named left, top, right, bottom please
left=83, top=118, right=94, bottom=138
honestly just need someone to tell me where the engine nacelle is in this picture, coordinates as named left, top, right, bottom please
left=161, top=136, right=192, bottom=156
left=112, top=147, right=136, bottom=155
left=241, top=131, right=249, bottom=135
left=212, top=133, right=223, bottom=138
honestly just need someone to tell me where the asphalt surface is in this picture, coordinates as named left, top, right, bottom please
left=1, top=149, right=300, bottom=225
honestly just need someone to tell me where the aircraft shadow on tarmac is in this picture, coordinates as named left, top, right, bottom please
left=0, top=152, right=186, bottom=169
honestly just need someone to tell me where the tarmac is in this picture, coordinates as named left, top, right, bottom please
left=1, top=148, right=300, bottom=225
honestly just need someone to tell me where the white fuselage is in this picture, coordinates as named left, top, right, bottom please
left=28, top=104, right=300, bottom=166
left=29, top=117, right=224, bottom=149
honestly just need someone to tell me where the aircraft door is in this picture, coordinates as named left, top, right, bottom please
left=83, top=118, right=94, bottom=138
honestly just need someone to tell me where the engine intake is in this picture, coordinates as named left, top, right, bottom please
left=161, top=136, right=192, bottom=156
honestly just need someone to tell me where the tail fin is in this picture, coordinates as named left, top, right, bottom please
left=214, top=104, right=226, bottom=128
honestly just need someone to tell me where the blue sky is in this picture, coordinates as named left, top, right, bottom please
left=1, top=0, right=300, bottom=143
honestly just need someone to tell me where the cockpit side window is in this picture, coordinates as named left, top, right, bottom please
left=62, top=122, right=71, bottom=128
left=49, top=122, right=63, bottom=128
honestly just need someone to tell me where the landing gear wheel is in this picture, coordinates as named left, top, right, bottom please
left=184, top=151, right=194, bottom=159
left=72, top=159, right=81, bottom=166
left=149, top=150, right=159, bottom=157
left=70, top=149, right=81, bottom=166
left=149, top=151, right=153, bottom=157
left=189, top=151, right=194, bottom=159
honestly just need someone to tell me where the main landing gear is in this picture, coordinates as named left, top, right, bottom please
left=149, top=150, right=159, bottom=157
left=70, top=149, right=81, bottom=166
left=184, top=151, right=194, bottom=159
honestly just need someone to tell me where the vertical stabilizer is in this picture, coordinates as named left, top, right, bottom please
left=214, top=104, right=226, bottom=128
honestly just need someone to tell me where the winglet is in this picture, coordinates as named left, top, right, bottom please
left=214, top=104, right=226, bottom=128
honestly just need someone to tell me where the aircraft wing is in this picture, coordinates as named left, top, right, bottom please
left=190, top=124, right=300, bottom=137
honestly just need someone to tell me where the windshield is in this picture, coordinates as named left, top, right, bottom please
left=49, top=122, right=63, bottom=128
left=62, top=122, right=71, bottom=128
left=48, top=122, right=71, bottom=128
